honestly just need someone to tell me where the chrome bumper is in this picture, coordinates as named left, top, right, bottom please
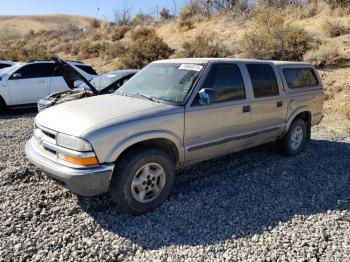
left=25, top=138, right=114, bottom=196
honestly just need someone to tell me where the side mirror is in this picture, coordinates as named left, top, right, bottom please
left=198, top=88, right=216, bottom=105
left=11, top=73, right=22, bottom=79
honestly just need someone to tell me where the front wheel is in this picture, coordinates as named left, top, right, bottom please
left=280, top=118, right=307, bottom=156
left=109, top=148, right=175, bottom=215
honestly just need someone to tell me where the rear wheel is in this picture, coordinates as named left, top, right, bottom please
left=0, top=97, right=6, bottom=114
left=109, top=148, right=175, bottom=215
left=280, top=118, right=307, bottom=156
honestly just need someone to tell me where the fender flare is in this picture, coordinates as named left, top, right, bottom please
left=283, top=106, right=311, bottom=136
left=105, top=130, right=184, bottom=163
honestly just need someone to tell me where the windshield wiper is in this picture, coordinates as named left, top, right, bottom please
left=134, top=92, right=157, bottom=102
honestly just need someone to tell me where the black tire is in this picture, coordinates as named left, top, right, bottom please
left=0, top=97, right=6, bottom=114
left=109, top=147, right=175, bottom=215
left=280, top=118, right=308, bottom=156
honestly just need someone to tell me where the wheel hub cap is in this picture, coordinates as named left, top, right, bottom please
left=131, top=163, right=166, bottom=203
left=291, top=125, right=304, bottom=150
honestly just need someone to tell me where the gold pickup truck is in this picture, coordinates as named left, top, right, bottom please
left=26, top=58, right=324, bottom=214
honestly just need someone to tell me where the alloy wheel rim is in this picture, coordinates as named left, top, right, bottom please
left=291, top=125, right=304, bottom=150
left=131, top=163, right=166, bottom=203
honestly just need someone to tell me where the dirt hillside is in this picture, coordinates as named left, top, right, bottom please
left=0, top=14, right=96, bottom=34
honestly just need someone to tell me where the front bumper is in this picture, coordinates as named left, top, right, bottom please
left=25, top=138, right=114, bottom=196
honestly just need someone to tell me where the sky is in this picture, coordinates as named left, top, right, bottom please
left=0, top=0, right=188, bottom=21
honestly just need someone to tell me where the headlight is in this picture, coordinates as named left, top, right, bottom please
left=56, top=133, right=92, bottom=152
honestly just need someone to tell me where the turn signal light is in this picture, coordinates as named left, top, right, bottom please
left=62, top=155, right=99, bottom=166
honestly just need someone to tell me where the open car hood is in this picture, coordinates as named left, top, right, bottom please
left=52, top=55, right=99, bottom=95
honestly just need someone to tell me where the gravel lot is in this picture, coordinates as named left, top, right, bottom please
left=0, top=111, right=349, bottom=261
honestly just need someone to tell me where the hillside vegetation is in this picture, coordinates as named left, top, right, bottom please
left=0, top=0, right=349, bottom=132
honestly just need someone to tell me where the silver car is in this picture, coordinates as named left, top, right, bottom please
left=26, top=58, right=324, bottom=214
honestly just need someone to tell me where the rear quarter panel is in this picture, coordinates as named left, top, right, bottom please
left=277, top=65, right=324, bottom=132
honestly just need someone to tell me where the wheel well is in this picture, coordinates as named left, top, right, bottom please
left=0, top=96, right=7, bottom=110
left=116, top=138, right=179, bottom=165
left=296, top=111, right=311, bottom=124
left=293, top=111, right=312, bottom=139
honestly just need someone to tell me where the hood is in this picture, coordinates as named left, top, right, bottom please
left=35, top=94, right=173, bottom=137
left=52, top=55, right=99, bottom=94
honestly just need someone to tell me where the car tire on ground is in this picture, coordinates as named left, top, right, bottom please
left=110, top=147, right=175, bottom=215
left=280, top=118, right=308, bottom=156
left=0, top=97, right=6, bottom=114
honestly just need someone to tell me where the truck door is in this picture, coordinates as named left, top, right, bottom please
left=245, top=63, right=285, bottom=147
left=184, top=62, right=251, bottom=164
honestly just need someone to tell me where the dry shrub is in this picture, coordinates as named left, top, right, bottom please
left=79, top=41, right=111, bottom=59
left=61, top=42, right=71, bottom=54
left=131, top=13, right=154, bottom=26
left=178, top=33, right=229, bottom=58
left=324, top=0, right=350, bottom=8
left=304, top=41, right=339, bottom=68
left=178, top=20, right=194, bottom=32
left=160, top=8, right=173, bottom=20
left=91, top=31, right=103, bottom=41
left=0, top=26, right=21, bottom=41
left=104, top=41, right=127, bottom=58
left=0, top=44, right=51, bottom=61
left=111, top=25, right=130, bottom=41
left=295, top=2, right=319, bottom=19
left=120, top=34, right=173, bottom=69
left=322, top=19, right=350, bottom=37
left=241, top=7, right=313, bottom=61
left=129, top=27, right=156, bottom=41
left=90, top=18, right=101, bottom=29
left=177, top=1, right=205, bottom=32
left=179, top=2, right=201, bottom=21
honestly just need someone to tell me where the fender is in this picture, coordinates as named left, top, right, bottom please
left=0, top=79, right=11, bottom=105
left=105, top=130, right=184, bottom=163
left=282, top=105, right=311, bottom=136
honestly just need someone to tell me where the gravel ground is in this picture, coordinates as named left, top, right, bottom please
left=0, top=111, right=349, bottom=262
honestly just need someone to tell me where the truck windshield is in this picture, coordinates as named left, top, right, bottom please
left=117, top=63, right=204, bottom=104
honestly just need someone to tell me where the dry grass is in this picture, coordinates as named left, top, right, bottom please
left=304, top=41, right=340, bottom=67
left=111, top=25, right=130, bottom=41
left=345, top=104, right=350, bottom=120
left=241, top=7, right=313, bottom=61
left=322, top=19, right=350, bottom=37
left=178, top=32, right=229, bottom=58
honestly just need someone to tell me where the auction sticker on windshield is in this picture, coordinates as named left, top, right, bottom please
left=178, top=64, right=203, bottom=72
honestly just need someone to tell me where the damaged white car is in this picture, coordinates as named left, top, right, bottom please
left=37, top=56, right=138, bottom=111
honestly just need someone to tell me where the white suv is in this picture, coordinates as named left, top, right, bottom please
left=0, top=60, right=97, bottom=112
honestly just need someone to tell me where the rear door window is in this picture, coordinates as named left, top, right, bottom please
left=283, top=68, right=319, bottom=88
left=247, top=64, right=279, bottom=98
left=201, top=63, right=246, bottom=103
left=11, top=63, right=56, bottom=79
